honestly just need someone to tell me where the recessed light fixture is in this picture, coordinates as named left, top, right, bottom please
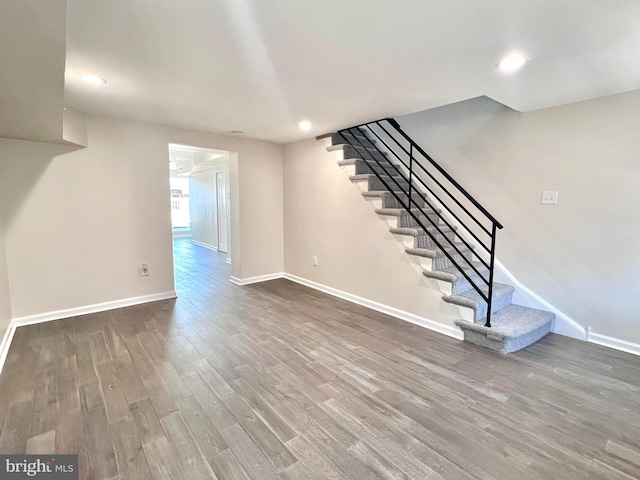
left=298, top=120, right=312, bottom=131
left=229, top=130, right=243, bottom=135
left=496, top=53, right=528, bottom=72
left=81, top=75, right=107, bottom=85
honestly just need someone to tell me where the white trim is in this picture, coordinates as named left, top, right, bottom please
left=283, top=273, right=464, bottom=341
left=230, top=273, right=284, bottom=286
left=588, top=333, right=640, bottom=357
left=493, top=259, right=587, bottom=341
left=0, top=290, right=177, bottom=375
left=191, top=240, right=218, bottom=251
left=0, top=321, right=17, bottom=376
left=226, top=258, right=232, bottom=265
left=11, top=291, right=177, bottom=327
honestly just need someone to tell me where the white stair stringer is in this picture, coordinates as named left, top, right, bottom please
left=319, top=131, right=558, bottom=353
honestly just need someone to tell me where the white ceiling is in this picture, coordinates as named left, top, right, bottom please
left=169, top=144, right=228, bottom=177
left=6, top=1, right=640, bottom=145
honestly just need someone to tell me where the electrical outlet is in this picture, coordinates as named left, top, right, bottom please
left=141, top=264, right=149, bottom=276
left=313, top=256, right=318, bottom=266
left=541, top=191, right=558, bottom=205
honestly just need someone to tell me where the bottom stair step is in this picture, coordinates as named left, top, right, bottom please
left=455, top=304, right=554, bottom=354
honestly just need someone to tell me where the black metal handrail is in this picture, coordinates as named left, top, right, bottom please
left=338, top=118, right=503, bottom=327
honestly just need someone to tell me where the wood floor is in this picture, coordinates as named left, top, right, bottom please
left=0, top=239, right=639, bottom=479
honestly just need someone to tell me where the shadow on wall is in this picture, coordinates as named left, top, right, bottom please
left=0, top=139, right=80, bottom=229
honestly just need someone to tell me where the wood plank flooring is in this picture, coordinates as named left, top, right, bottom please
left=0, top=238, right=639, bottom=479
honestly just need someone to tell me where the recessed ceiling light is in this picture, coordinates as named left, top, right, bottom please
left=81, top=75, right=107, bottom=85
left=298, top=120, right=312, bottom=131
left=229, top=130, right=243, bottom=135
left=496, top=54, right=528, bottom=72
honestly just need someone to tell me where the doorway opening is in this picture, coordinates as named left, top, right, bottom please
left=168, top=143, right=232, bottom=270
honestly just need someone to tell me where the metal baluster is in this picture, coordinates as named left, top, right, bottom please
left=408, top=143, right=413, bottom=210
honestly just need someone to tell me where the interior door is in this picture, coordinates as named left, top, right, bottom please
left=216, top=172, right=229, bottom=253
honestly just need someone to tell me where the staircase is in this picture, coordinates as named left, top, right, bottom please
left=318, top=120, right=554, bottom=353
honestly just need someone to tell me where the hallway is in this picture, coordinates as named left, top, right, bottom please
left=0, top=239, right=638, bottom=478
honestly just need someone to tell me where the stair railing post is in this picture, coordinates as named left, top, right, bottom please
left=485, top=222, right=498, bottom=328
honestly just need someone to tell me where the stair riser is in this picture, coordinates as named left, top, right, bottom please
left=331, top=133, right=376, bottom=149
left=354, top=161, right=398, bottom=177
left=462, top=323, right=551, bottom=354
left=451, top=289, right=515, bottom=323
left=342, top=145, right=388, bottom=163
left=472, top=289, right=514, bottom=322
left=398, top=212, right=441, bottom=228
left=451, top=272, right=487, bottom=296
left=432, top=252, right=474, bottom=272
left=382, top=194, right=426, bottom=209
left=414, top=232, right=457, bottom=250
left=368, top=176, right=410, bottom=192
left=394, top=232, right=456, bottom=253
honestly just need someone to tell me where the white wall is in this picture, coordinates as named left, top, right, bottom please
left=397, top=92, right=640, bottom=344
left=284, top=139, right=463, bottom=334
left=0, top=219, right=11, bottom=332
left=237, top=148, right=284, bottom=279
left=188, top=157, right=231, bottom=252
left=0, top=114, right=284, bottom=321
left=189, top=171, right=218, bottom=249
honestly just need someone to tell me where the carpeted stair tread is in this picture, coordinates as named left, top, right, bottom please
left=390, top=226, right=455, bottom=237
left=349, top=173, right=404, bottom=183
left=425, top=261, right=488, bottom=280
left=444, top=283, right=514, bottom=322
left=406, top=244, right=473, bottom=259
left=338, top=158, right=392, bottom=168
left=455, top=305, right=554, bottom=353
left=375, top=207, right=441, bottom=217
left=405, top=247, right=439, bottom=259
left=362, top=190, right=404, bottom=199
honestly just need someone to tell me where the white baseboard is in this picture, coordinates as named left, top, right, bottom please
left=230, top=273, right=284, bottom=286
left=0, top=290, right=177, bottom=375
left=11, top=290, right=178, bottom=327
left=588, top=333, right=640, bottom=357
left=191, top=240, right=218, bottom=251
left=283, top=273, right=464, bottom=341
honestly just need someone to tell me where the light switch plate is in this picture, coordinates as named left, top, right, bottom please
left=541, top=191, right=558, bottom=205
